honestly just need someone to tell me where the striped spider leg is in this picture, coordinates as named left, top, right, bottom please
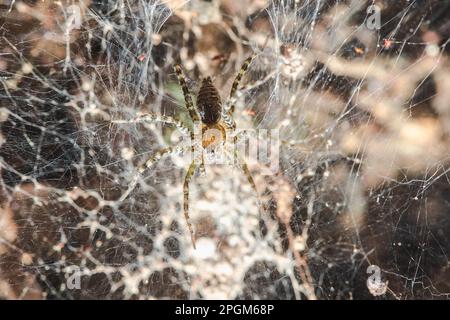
left=222, top=54, right=255, bottom=131
left=174, top=64, right=203, bottom=249
left=113, top=114, right=191, bottom=203
left=222, top=55, right=259, bottom=199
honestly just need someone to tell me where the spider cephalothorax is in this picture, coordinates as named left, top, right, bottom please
left=115, top=55, right=256, bottom=249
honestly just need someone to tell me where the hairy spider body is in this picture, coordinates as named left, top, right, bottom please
left=116, top=55, right=256, bottom=249
left=196, top=76, right=227, bottom=151
left=197, top=76, right=222, bottom=125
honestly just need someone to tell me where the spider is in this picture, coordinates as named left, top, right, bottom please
left=114, top=55, right=258, bottom=249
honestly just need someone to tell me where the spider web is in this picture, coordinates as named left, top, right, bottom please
left=0, top=0, right=449, bottom=299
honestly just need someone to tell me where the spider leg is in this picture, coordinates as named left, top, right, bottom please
left=226, top=55, right=255, bottom=121
left=236, top=151, right=259, bottom=198
left=199, top=154, right=206, bottom=175
left=119, top=145, right=188, bottom=202
left=222, top=113, right=236, bottom=131
left=174, top=64, right=203, bottom=177
left=174, top=64, right=200, bottom=123
left=112, top=113, right=190, bottom=136
left=183, top=160, right=197, bottom=249
left=114, top=113, right=190, bottom=202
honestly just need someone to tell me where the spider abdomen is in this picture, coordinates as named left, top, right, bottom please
left=197, top=77, right=222, bottom=125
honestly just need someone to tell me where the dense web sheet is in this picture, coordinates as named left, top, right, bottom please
left=0, top=0, right=449, bottom=299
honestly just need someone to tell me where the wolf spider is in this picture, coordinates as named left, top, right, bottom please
left=114, top=55, right=257, bottom=249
